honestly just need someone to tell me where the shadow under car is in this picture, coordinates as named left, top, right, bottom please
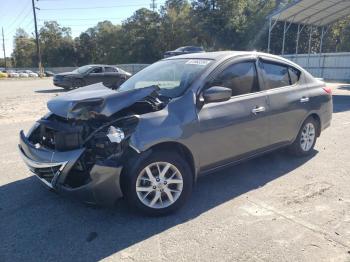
left=0, top=149, right=317, bottom=261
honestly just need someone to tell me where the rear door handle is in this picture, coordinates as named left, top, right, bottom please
left=252, top=106, right=266, bottom=115
left=300, top=97, right=309, bottom=103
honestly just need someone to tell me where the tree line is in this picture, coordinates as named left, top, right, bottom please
left=2, top=0, right=350, bottom=68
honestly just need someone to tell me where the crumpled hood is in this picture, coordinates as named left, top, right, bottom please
left=47, top=83, right=159, bottom=120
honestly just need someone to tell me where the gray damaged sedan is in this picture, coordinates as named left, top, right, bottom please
left=19, top=51, right=332, bottom=215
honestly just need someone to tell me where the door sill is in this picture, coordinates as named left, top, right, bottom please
left=199, top=142, right=289, bottom=176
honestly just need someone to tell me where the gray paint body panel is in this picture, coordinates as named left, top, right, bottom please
left=19, top=51, right=333, bottom=204
left=129, top=52, right=332, bottom=176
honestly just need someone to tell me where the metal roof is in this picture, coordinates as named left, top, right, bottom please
left=271, top=0, right=350, bottom=27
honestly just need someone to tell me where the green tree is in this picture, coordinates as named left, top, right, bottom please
left=0, top=57, right=13, bottom=68
left=324, top=18, right=350, bottom=53
left=159, top=0, right=197, bottom=51
left=120, top=8, right=162, bottom=63
left=93, top=21, right=123, bottom=64
left=9, top=1, right=350, bottom=66
left=39, top=21, right=76, bottom=66
left=12, top=28, right=36, bottom=67
left=75, top=30, right=97, bottom=66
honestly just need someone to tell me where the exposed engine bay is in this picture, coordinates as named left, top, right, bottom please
left=27, top=87, right=167, bottom=189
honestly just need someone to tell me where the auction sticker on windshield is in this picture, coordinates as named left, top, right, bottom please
left=135, top=81, right=180, bottom=89
left=185, top=59, right=211, bottom=66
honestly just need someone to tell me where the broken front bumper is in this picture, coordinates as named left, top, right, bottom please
left=18, top=129, right=124, bottom=206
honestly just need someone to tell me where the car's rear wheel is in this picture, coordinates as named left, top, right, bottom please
left=288, top=117, right=318, bottom=156
left=123, top=151, right=193, bottom=215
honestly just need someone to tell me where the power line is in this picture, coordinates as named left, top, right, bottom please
left=39, top=4, right=147, bottom=11
left=38, top=23, right=110, bottom=27
left=5, top=3, right=31, bottom=26
left=5, top=9, right=33, bottom=36
left=5, top=22, right=34, bottom=39
left=38, top=17, right=124, bottom=21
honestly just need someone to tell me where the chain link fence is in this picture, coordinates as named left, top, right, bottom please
left=6, top=64, right=150, bottom=75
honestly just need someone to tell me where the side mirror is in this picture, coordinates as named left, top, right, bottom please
left=202, top=86, right=232, bottom=103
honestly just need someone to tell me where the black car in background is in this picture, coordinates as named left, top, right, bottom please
left=163, top=46, right=204, bottom=58
left=37, top=70, right=55, bottom=77
left=53, top=65, right=131, bottom=89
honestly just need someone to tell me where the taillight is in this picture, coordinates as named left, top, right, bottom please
left=323, top=86, right=332, bottom=94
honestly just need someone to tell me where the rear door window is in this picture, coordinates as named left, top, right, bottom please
left=210, top=61, right=260, bottom=97
left=105, top=67, right=118, bottom=73
left=260, top=61, right=290, bottom=89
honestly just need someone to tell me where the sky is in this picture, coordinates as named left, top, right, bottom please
left=0, top=0, right=166, bottom=56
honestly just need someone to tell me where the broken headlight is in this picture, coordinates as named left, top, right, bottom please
left=106, top=126, right=125, bottom=143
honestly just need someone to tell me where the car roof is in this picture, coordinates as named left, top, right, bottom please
left=163, top=51, right=304, bottom=70
left=176, top=46, right=201, bottom=49
left=88, top=64, right=117, bottom=67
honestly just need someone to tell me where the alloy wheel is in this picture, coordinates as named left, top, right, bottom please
left=135, top=162, right=183, bottom=209
left=300, top=122, right=316, bottom=151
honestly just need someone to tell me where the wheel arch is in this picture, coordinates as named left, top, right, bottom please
left=309, top=113, right=321, bottom=137
left=291, top=112, right=322, bottom=144
left=119, top=141, right=197, bottom=197
left=121, top=141, right=197, bottom=186
left=147, top=141, right=197, bottom=182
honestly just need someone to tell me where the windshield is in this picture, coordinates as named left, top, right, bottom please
left=73, top=65, right=93, bottom=74
left=175, top=47, right=186, bottom=51
left=118, top=59, right=213, bottom=98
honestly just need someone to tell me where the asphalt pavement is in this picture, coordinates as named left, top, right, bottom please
left=0, top=79, right=350, bottom=262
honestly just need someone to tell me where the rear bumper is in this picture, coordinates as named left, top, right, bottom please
left=320, top=94, right=333, bottom=132
left=18, top=128, right=124, bottom=206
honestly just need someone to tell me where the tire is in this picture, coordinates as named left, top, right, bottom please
left=288, top=117, right=319, bottom=157
left=123, top=150, right=193, bottom=216
left=71, top=79, right=85, bottom=89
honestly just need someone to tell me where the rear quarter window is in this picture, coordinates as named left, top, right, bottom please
left=289, top=67, right=301, bottom=85
left=260, top=61, right=290, bottom=89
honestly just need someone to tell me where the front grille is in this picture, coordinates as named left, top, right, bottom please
left=33, top=165, right=61, bottom=184
left=19, top=145, right=67, bottom=188
left=37, top=118, right=84, bottom=151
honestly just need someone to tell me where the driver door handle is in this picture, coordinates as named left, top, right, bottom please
left=300, top=97, right=309, bottom=103
left=252, top=106, right=266, bottom=115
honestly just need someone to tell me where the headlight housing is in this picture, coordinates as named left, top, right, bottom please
left=107, top=126, right=125, bottom=143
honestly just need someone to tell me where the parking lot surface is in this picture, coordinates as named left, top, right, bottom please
left=1, top=79, right=350, bottom=262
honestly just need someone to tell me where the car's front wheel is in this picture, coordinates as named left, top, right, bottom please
left=288, top=117, right=318, bottom=156
left=71, top=79, right=85, bottom=89
left=123, top=150, right=193, bottom=215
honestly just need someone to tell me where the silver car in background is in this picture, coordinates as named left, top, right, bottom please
left=6, top=70, right=19, bottom=78
left=24, top=70, right=39, bottom=77
left=17, top=71, right=29, bottom=78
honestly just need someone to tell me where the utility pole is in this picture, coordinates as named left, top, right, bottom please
left=1, top=27, right=6, bottom=69
left=31, top=0, right=42, bottom=75
left=150, top=0, right=157, bottom=12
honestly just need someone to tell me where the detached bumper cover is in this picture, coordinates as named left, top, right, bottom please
left=18, top=129, right=123, bottom=206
